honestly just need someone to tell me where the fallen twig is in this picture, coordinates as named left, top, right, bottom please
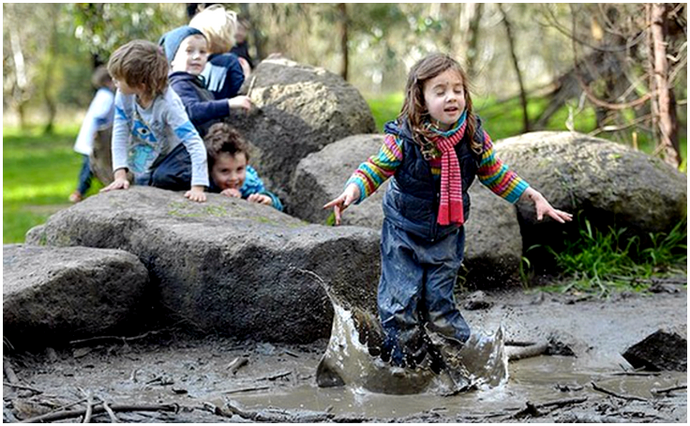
left=4, top=358, right=19, bottom=384
left=652, top=384, right=687, bottom=395
left=283, top=350, right=300, bottom=358
left=259, top=370, right=292, bottom=381
left=3, top=382, right=43, bottom=394
left=507, top=343, right=549, bottom=361
left=221, top=385, right=270, bottom=395
left=227, top=357, right=249, bottom=375
left=20, top=403, right=179, bottom=423
left=224, top=399, right=334, bottom=422
left=81, top=390, right=93, bottom=423
left=591, top=381, right=649, bottom=402
left=69, top=329, right=171, bottom=346
left=247, top=76, right=256, bottom=97
left=97, top=395, right=118, bottom=423
left=536, top=396, right=588, bottom=409
left=610, top=371, right=660, bottom=377
left=505, top=340, right=538, bottom=347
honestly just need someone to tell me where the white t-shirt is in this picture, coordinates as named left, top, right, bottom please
left=73, top=87, right=115, bottom=156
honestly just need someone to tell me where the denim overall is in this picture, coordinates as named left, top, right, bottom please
left=134, top=142, right=192, bottom=191
left=378, top=118, right=484, bottom=367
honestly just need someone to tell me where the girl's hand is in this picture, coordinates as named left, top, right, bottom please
left=323, top=183, right=360, bottom=226
left=101, top=169, right=130, bottom=192
left=247, top=193, right=272, bottom=205
left=228, top=95, right=252, bottom=112
left=221, top=188, right=242, bottom=198
left=185, top=185, right=207, bottom=203
left=523, top=188, right=573, bottom=223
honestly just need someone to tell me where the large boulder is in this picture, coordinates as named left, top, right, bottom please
left=228, top=58, right=377, bottom=212
left=462, top=184, right=523, bottom=289
left=495, top=131, right=687, bottom=252
left=3, top=244, right=149, bottom=349
left=292, top=133, right=523, bottom=289
left=25, top=187, right=381, bottom=344
left=291, top=134, right=387, bottom=227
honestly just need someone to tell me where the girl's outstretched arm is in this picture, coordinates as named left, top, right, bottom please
left=323, top=183, right=360, bottom=226
left=520, top=187, right=573, bottom=223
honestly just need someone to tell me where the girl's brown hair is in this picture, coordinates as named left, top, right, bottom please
left=107, top=40, right=168, bottom=99
left=398, top=53, right=481, bottom=155
left=204, top=122, right=249, bottom=169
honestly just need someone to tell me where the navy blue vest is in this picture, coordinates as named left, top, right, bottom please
left=382, top=118, right=484, bottom=241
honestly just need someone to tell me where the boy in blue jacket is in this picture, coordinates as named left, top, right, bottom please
left=159, top=26, right=251, bottom=137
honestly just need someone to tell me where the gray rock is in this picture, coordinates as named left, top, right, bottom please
left=291, top=134, right=387, bottom=227
left=25, top=187, right=381, bottom=343
left=3, top=244, right=148, bottom=349
left=229, top=59, right=377, bottom=212
left=495, top=131, right=687, bottom=246
left=462, top=184, right=523, bottom=289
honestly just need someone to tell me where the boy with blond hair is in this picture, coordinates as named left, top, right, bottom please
left=160, top=26, right=252, bottom=137
left=102, top=40, right=209, bottom=202
left=189, top=4, right=250, bottom=98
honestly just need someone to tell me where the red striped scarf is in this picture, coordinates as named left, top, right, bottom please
left=432, top=119, right=467, bottom=226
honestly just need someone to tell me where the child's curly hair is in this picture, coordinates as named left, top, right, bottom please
left=204, top=122, right=249, bottom=169
left=399, top=53, right=481, bottom=155
left=107, top=40, right=168, bottom=99
left=189, top=4, right=238, bottom=54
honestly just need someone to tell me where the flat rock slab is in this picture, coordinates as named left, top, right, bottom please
left=25, top=187, right=381, bottom=344
left=3, top=244, right=149, bottom=349
left=622, top=328, right=687, bottom=372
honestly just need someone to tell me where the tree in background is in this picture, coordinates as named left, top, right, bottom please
left=540, top=3, right=686, bottom=168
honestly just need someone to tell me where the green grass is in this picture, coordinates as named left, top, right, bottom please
left=535, top=216, right=687, bottom=297
left=3, top=123, right=103, bottom=243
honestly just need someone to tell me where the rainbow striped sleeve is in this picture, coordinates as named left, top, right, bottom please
left=477, top=130, right=529, bottom=203
left=346, top=134, right=403, bottom=204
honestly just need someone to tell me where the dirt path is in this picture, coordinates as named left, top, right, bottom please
left=3, top=285, right=686, bottom=423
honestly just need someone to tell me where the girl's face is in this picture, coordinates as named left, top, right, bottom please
left=211, top=152, right=247, bottom=191
left=422, top=69, right=466, bottom=130
left=171, top=35, right=209, bottom=75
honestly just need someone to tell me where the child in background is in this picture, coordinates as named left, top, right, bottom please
left=160, top=26, right=251, bottom=137
left=101, top=40, right=208, bottom=202
left=324, top=53, right=572, bottom=369
left=69, top=66, right=115, bottom=203
left=189, top=5, right=250, bottom=97
left=231, top=17, right=254, bottom=72
left=204, top=122, right=283, bottom=211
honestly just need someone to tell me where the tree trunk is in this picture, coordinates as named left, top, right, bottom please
left=461, top=3, right=483, bottom=79
left=337, top=3, right=349, bottom=81
left=241, top=3, right=265, bottom=62
left=650, top=3, right=681, bottom=167
left=8, top=14, right=29, bottom=131
left=43, top=5, right=59, bottom=135
left=498, top=4, right=529, bottom=133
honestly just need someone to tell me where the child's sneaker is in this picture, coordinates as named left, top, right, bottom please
left=68, top=191, right=83, bottom=203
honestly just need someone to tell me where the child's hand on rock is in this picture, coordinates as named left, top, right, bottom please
left=221, top=188, right=242, bottom=198
left=185, top=186, right=206, bottom=203
left=247, top=193, right=272, bottom=206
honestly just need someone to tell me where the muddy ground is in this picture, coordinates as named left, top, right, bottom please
left=3, top=283, right=687, bottom=423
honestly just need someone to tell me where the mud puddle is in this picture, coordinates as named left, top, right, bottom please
left=3, top=287, right=687, bottom=422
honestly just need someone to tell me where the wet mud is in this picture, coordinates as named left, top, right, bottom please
left=3, top=286, right=687, bottom=423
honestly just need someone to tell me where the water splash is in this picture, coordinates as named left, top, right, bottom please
left=317, top=301, right=509, bottom=395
